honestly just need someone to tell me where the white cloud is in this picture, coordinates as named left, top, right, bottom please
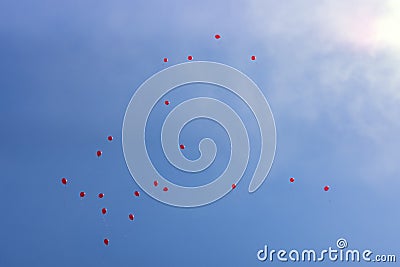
left=244, top=0, right=400, bottom=186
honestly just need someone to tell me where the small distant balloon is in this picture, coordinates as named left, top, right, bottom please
left=290, top=177, right=295, bottom=183
left=107, top=136, right=113, bottom=141
left=153, top=180, right=158, bottom=187
left=79, top=191, right=86, bottom=198
left=98, top=193, right=104, bottom=199
left=231, top=183, right=236, bottom=189
left=251, top=55, right=256, bottom=61
left=128, top=214, right=134, bottom=221
left=163, top=187, right=169, bottom=192
left=101, top=208, right=107, bottom=215
left=103, top=238, right=109, bottom=246
left=164, top=100, right=170, bottom=106
left=96, top=150, right=102, bottom=157
left=215, top=34, right=221, bottom=39
left=134, top=191, right=140, bottom=197
left=180, top=144, right=185, bottom=150
left=61, top=178, right=67, bottom=185
left=324, top=185, right=330, bottom=192
left=163, top=57, right=168, bottom=63
left=187, top=55, right=193, bottom=61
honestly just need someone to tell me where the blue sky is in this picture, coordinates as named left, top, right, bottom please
left=1, top=0, right=399, bottom=266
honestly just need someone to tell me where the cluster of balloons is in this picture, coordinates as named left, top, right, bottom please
left=60, top=135, right=138, bottom=246
left=160, top=34, right=257, bottom=66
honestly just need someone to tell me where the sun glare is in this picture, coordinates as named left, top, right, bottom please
left=375, top=0, right=400, bottom=51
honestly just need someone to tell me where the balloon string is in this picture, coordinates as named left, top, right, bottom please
left=63, top=185, right=67, bottom=210
left=62, top=185, right=68, bottom=262
left=102, top=215, right=110, bottom=235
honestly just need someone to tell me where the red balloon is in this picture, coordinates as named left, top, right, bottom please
left=80, top=191, right=86, bottom=198
left=231, top=183, right=236, bottom=189
left=290, top=177, right=295, bottom=183
left=215, top=34, right=221, bottom=39
left=134, top=191, right=140, bottom=197
left=98, top=193, right=104, bottom=199
left=107, top=136, right=113, bottom=141
left=61, top=178, right=67, bottom=185
left=153, top=180, right=158, bottom=187
left=163, top=187, right=169, bottom=192
left=128, top=214, right=134, bottom=221
left=163, top=57, right=168, bottom=63
left=103, top=238, right=109, bottom=245
left=180, top=144, right=185, bottom=150
left=324, top=186, right=330, bottom=191
left=187, top=55, right=193, bottom=61
left=101, top=208, right=107, bottom=215
left=96, top=150, right=102, bottom=157
left=251, top=55, right=256, bottom=61
left=164, top=100, right=170, bottom=105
